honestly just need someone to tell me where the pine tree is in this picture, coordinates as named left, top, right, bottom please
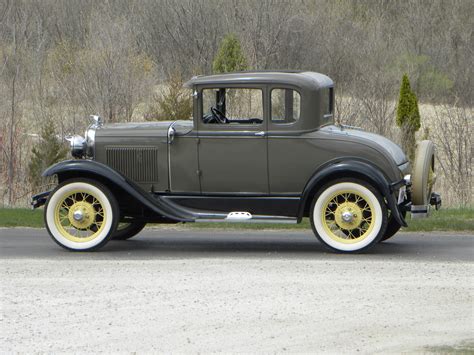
left=212, top=34, right=248, bottom=74
left=396, top=74, right=421, bottom=161
left=28, top=120, right=68, bottom=189
left=396, top=74, right=412, bottom=127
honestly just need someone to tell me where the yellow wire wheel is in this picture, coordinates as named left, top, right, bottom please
left=311, top=180, right=386, bottom=252
left=45, top=179, right=118, bottom=251
left=54, top=190, right=106, bottom=243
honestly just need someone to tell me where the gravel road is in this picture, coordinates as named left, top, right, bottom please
left=1, top=228, right=473, bottom=353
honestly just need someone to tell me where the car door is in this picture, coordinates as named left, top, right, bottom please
left=197, top=86, right=269, bottom=194
left=168, top=120, right=200, bottom=193
left=267, top=86, right=308, bottom=194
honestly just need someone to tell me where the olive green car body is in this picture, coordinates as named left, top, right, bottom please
left=35, top=71, right=413, bottom=227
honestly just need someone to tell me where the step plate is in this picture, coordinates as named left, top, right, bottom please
left=196, top=213, right=298, bottom=224
left=226, top=212, right=252, bottom=221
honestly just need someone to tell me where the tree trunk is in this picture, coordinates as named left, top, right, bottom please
left=7, top=65, right=18, bottom=206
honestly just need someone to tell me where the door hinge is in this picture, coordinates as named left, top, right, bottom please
left=196, top=169, right=202, bottom=176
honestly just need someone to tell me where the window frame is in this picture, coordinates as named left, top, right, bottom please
left=199, top=86, right=265, bottom=127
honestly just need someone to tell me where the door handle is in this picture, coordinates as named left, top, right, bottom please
left=254, top=131, right=266, bottom=137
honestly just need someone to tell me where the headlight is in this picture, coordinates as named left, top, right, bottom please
left=66, top=135, right=86, bottom=158
left=66, top=115, right=102, bottom=159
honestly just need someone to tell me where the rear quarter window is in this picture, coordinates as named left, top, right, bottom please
left=271, top=88, right=301, bottom=124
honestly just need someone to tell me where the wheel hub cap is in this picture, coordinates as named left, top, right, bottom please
left=68, top=202, right=95, bottom=229
left=341, top=211, right=353, bottom=222
left=73, top=210, right=84, bottom=221
left=334, top=202, right=362, bottom=230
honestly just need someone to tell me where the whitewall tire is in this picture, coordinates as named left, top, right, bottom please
left=310, top=179, right=388, bottom=253
left=44, top=179, right=119, bottom=251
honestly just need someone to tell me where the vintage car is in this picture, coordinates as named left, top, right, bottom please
left=32, top=71, right=441, bottom=253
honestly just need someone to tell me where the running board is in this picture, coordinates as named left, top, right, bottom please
left=196, top=212, right=297, bottom=224
left=154, top=196, right=298, bottom=224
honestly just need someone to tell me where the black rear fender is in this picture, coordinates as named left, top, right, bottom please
left=299, top=160, right=407, bottom=227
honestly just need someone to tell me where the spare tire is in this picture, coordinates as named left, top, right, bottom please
left=412, top=140, right=436, bottom=205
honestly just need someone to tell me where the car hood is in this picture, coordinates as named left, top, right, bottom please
left=96, top=120, right=193, bottom=137
left=323, top=125, right=408, bottom=166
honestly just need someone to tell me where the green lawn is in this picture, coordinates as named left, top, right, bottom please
left=0, top=207, right=472, bottom=232
left=0, top=208, right=44, bottom=228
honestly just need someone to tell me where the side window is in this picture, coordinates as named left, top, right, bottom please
left=201, top=88, right=263, bottom=125
left=320, top=87, right=334, bottom=126
left=271, top=88, right=301, bottom=124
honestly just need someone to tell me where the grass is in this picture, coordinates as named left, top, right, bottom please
left=0, top=207, right=472, bottom=232
left=0, top=208, right=44, bottom=228
left=404, top=207, right=474, bottom=232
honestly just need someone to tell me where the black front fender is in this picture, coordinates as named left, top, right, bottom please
left=42, top=160, right=192, bottom=222
left=298, top=160, right=407, bottom=227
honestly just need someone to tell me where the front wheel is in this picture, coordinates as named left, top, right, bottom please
left=310, top=179, right=388, bottom=253
left=44, top=178, right=119, bottom=251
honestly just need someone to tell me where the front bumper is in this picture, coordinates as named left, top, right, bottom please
left=31, top=191, right=50, bottom=209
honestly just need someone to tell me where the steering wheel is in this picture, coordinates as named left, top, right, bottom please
left=211, top=107, right=227, bottom=124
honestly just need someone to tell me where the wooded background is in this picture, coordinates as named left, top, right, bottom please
left=1, top=0, right=472, bottom=207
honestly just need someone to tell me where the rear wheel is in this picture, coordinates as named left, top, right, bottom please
left=380, top=210, right=407, bottom=242
left=44, top=178, right=119, bottom=251
left=310, top=179, right=388, bottom=253
left=113, top=221, right=146, bottom=240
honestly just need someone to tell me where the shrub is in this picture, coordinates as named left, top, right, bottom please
left=145, top=73, right=192, bottom=121
left=28, top=120, right=68, bottom=189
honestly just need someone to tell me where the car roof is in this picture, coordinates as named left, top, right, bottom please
left=184, top=71, right=333, bottom=91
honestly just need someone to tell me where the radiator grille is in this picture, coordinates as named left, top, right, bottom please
left=106, top=146, right=159, bottom=182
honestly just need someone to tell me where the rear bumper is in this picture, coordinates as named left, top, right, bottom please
left=430, top=192, right=442, bottom=210
left=410, top=192, right=442, bottom=218
left=31, top=191, right=50, bottom=209
left=392, top=175, right=442, bottom=220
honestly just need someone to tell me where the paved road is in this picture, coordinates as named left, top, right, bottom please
left=1, top=227, right=473, bottom=261
left=1, top=228, right=473, bottom=353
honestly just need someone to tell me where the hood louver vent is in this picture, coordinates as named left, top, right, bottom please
left=106, top=146, right=159, bottom=183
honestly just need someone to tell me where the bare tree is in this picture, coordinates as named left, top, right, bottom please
left=431, top=103, right=473, bottom=206
left=0, top=0, right=473, bottom=206
left=1, top=1, right=32, bottom=205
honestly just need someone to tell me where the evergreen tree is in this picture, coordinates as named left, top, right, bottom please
left=396, top=74, right=421, bottom=161
left=212, top=34, right=248, bottom=74
left=28, top=120, right=68, bottom=189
